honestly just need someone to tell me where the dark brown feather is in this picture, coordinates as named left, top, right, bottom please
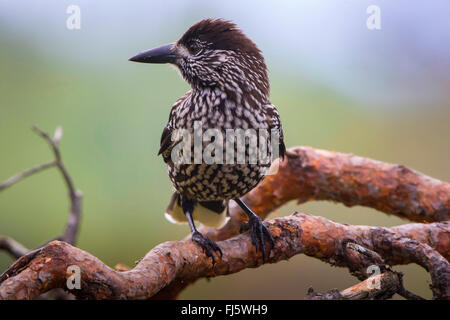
left=179, top=19, right=264, bottom=60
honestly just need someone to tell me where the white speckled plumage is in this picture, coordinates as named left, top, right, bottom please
left=157, top=19, right=285, bottom=224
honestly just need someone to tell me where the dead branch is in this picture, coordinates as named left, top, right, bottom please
left=0, top=126, right=82, bottom=247
left=156, top=147, right=450, bottom=298
left=307, top=272, right=403, bottom=300
left=1, top=144, right=448, bottom=300
left=0, top=161, right=56, bottom=192
left=0, top=236, right=29, bottom=260
left=0, top=213, right=448, bottom=300
left=308, top=241, right=425, bottom=300
left=31, top=126, right=82, bottom=245
left=205, top=147, right=450, bottom=242
left=155, top=214, right=450, bottom=300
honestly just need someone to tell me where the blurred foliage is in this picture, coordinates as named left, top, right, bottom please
left=0, top=3, right=449, bottom=299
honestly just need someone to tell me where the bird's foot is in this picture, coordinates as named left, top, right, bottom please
left=191, top=231, right=222, bottom=265
left=240, top=215, right=274, bottom=262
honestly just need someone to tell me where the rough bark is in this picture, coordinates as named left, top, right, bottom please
left=207, top=147, right=449, bottom=242
left=0, top=214, right=448, bottom=300
left=1, top=146, right=449, bottom=300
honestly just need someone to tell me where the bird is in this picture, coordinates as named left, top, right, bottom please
left=129, top=19, right=285, bottom=264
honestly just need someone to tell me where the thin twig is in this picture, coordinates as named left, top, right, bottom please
left=0, top=237, right=29, bottom=260
left=397, top=286, right=426, bottom=300
left=0, top=126, right=82, bottom=301
left=1, top=213, right=448, bottom=300
left=32, top=126, right=77, bottom=197
left=0, top=126, right=82, bottom=250
left=32, top=126, right=83, bottom=245
left=0, top=161, right=56, bottom=192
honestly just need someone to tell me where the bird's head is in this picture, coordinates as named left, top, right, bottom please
left=129, top=19, right=269, bottom=97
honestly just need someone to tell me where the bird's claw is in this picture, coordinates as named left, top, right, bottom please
left=243, top=215, right=274, bottom=262
left=191, top=231, right=222, bottom=265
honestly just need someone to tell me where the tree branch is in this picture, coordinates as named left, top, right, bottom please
left=206, top=147, right=450, bottom=242
left=307, top=272, right=402, bottom=300
left=308, top=241, right=426, bottom=300
left=0, top=126, right=82, bottom=248
left=0, top=161, right=57, bottom=192
left=0, top=237, right=29, bottom=260
left=157, top=147, right=450, bottom=299
left=1, top=144, right=448, bottom=300
left=0, top=213, right=448, bottom=300
left=31, top=126, right=82, bottom=245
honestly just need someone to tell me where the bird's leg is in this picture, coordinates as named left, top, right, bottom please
left=234, top=198, right=274, bottom=262
left=183, top=200, right=222, bottom=265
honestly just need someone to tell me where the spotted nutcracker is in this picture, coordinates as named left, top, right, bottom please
left=129, top=19, right=285, bottom=263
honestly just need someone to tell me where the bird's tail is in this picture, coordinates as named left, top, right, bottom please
left=164, top=192, right=230, bottom=228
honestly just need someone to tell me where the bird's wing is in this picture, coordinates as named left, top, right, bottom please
left=158, top=90, right=192, bottom=163
left=265, top=103, right=286, bottom=159
left=158, top=123, right=187, bottom=164
left=158, top=124, right=174, bottom=159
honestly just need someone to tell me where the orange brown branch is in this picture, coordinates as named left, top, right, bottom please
left=207, top=146, right=450, bottom=241
left=1, top=213, right=448, bottom=300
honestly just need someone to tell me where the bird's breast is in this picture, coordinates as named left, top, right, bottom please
left=166, top=91, right=273, bottom=201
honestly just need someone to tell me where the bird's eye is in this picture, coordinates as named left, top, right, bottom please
left=187, top=41, right=202, bottom=55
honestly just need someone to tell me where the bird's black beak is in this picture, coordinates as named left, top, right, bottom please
left=129, top=43, right=177, bottom=64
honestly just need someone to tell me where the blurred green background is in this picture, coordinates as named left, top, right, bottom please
left=1, top=0, right=449, bottom=299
